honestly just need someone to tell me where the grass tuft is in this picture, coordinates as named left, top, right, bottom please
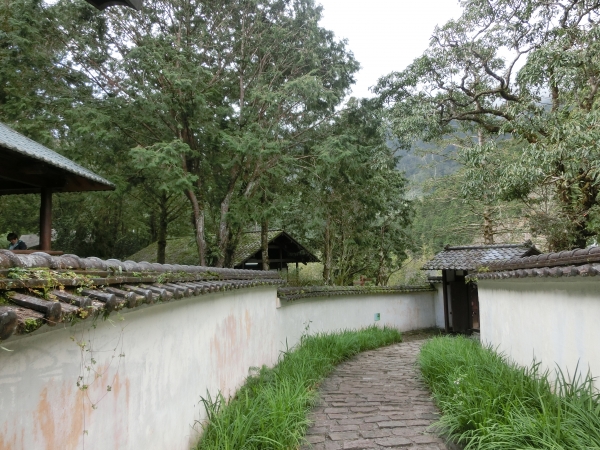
left=196, top=325, right=402, bottom=449
left=419, top=336, right=600, bottom=450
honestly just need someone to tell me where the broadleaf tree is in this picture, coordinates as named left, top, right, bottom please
left=376, top=0, right=600, bottom=250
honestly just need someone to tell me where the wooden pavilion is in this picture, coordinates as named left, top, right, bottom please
left=232, top=230, right=319, bottom=271
left=0, top=122, right=114, bottom=252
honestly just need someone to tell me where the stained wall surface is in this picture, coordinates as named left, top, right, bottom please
left=0, top=287, right=436, bottom=450
left=479, top=278, right=600, bottom=388
left=432, top=283, right=445, bottom=329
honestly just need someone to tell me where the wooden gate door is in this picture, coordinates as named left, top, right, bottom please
left=449, top=276, right=469, bottom=333
left=469, top=282, right=480, bottom=331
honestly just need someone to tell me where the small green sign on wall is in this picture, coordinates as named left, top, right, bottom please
left=374, top=313, right=380, bottom=321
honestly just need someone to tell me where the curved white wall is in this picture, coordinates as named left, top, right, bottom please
left=0, top=287, right=436, bottom=450
left=479, top=278, right=600, bottom=387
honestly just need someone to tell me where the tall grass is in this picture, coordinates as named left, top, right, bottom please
left=419, top=336, right=600, bottom=450
left=196, top=326, right=402, bottom=450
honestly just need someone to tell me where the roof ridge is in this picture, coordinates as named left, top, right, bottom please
left=445, top=241, right=531, bottom=251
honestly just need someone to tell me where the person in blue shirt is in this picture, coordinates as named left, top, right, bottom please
left=7, top=233, right=27, bottom=250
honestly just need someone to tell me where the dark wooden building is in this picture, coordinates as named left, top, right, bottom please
left=0, top=122, right=114, bottom=252
left=423, top=242, right=540, bottom=333
left=232, top=230, right=319, bottom=271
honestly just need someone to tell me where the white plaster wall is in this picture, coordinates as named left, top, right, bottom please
left=277, top=291, right=437, bottom=347
left=0, top=287, right=281, bottom=450
left=432, top=284, right=445, bottom=329
left=0, top=287, right=436, bottom=450
left=479, top=278, right=600, bottom=388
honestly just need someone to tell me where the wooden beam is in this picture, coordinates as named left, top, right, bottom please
left=39, top=188, right=52, bottom=251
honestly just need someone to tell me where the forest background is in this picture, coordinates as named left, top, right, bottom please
left=2, top=0, right=600, bottom=286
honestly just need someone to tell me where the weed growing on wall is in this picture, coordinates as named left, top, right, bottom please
left=195, top=326, right=402, bottom=449
left=70, top=315, right=127, bottom=443
left=419, top=336, right=600, bottom=450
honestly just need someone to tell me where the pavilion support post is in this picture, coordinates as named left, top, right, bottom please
left=39, top=188, right=52, bottom=251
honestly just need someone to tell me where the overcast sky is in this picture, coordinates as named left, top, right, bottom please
left=317, top=0, right=463, bottom=99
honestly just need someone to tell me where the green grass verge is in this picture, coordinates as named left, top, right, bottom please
left=195, top=325, right=402, bottom=450
left=419, top=336, right=600, bottom=450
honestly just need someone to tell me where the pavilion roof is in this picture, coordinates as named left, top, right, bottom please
left=0, top=122, right=114, bottom=195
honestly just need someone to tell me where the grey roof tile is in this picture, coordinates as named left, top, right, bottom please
left=422, top=242, right=539, bottom=271
left=0, top=252, right=283, bottom=340
left=468, top=246, right=600, bottom=281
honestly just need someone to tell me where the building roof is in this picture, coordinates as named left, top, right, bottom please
left=232, top=230, right=319, bottom=268
left=469, top=246, right=600, bottom=281
left=0, top=251, right=283, bottom=341
left=0, top=122, right=114, bottom=195
left=422, top=242, right=539, bottom=271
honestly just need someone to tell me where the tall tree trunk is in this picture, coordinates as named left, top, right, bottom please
left=483, top=207, right=494, bottom=245
left=217, top=170, right=240, bottom=267
left=223, top=227, right=242, bottom=268
left=149, top=210, right=158, bottom=243
left=216, top=189, right=234, bottom=267
left=323, top=216, right=332, bottom=285
left=157, top=193, right=168, bottom=264
left=185, top=188, right=206, bottom=266
left=376, top=225, right=386, bottom=286
left=478, top=129, right=495, bottom=245
left=261, top=219, right=269, bottom=271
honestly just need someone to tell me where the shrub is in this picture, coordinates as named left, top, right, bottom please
left=419, top=336, right=600, bottom=450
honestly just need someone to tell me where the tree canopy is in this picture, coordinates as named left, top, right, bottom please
left=377, top=0, right=600, bottom=250
left=0, top=0, right=413, bottom=285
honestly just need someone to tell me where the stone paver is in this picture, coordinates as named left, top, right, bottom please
left=302, top=336, right=452, bottom=450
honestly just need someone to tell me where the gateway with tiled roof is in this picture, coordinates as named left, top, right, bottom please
left=423, top=242, right=540, bottom=271
left=423, top=241, right=540, bottom=334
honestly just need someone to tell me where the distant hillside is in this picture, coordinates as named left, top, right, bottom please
left=389, top=140, right=460, bottom=195
left=128, top=237, right=200, bottom=265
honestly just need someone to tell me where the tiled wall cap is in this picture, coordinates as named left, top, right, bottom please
left=81, top=257, right=108, bottom=271
left=16, top=253, right=52, bottom=269
left=580, top=264, right=597, bottom=276
left=563, top=266, right=579, bottom=276
left=105, top=259, right=125, bottom=271
left=0, top=250, right=23, bottom=268
left=137, top=261, right=154, bottom=271
left=549, top=267, right=563, bottom=277
left=53, top=254, right=83, bottom=269
left=121, top=260, right=142, bottom=272
left=150, top=263, right=167, bottom=272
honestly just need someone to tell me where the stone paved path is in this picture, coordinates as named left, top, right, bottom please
left=302, top=337, right=449, bottom=450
